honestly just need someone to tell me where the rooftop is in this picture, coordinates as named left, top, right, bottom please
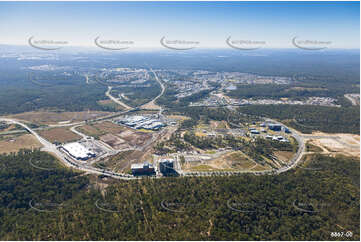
left=63, top=142, right=95, bottom=159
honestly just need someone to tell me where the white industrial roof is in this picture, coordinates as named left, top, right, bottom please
left=149, top=122, right=164, bottom=127
left=159, top=159, right=174, bottom=163
left=63, top=142, right=94, bottom=159
left=127, top=116, right=147, bottom=122
left=131, top=163, right=144, bottom=169
left=131, top=162, right=153, bottom=169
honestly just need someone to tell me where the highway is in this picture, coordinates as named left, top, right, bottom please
left=105, top=86, right=133, bottom=110
left=140, top=68, right=165, bottom=115
left=150, top=68, right=165, bottom=106
left=0, top=68, right=168, bottom=180
left=344, top=94, right=359, bottom=106
left=0, top=71, right=308, bottom=179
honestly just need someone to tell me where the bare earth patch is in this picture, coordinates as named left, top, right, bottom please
left=118, top=129, right=152, bottom=147
left=140, top=101, right=161, bottom=110
left=0, top=134, right=42, bottom=154
left=39, top=127, right=82, bottom=143
left=306, top=132, right=360, bottom=158
left=166, top=115, right=190, bottom=121
left=183, top=151, right=269, bottom=172
left=100, top=133, right=129, bottom=150
left=210, top=120, right=229, bottom=129
left=7, top=111, right=111, bottom=125
left=78, top=121, right=125, bottom=138
left=274, top=151, right=294, bottom=163
left=211, top=151, right=256, bottom=170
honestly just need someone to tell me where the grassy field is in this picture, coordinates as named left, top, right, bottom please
left=77, top=121, right=125, bottom=138
left=188, top=164, right=231, bottom=171
left=225, top=151, right=258, bottom=170
left=0, top=134, right=42, bottom=154
left=306, top=141, right=323, bottom=152
left=184, top=151, right=265, bottom=172
left=7, top=111, right=111, bottom=125
left=274, top=151, right=294, bottom=163
left=249, top=164, right=271, bottom=171
left=38, top=127, right=81, bottom=143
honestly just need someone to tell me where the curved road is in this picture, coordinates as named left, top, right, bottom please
left=105, top=68, right=164, bottom=114
left=0, top=117, right=135, bottom=180
left=140, top=68, right=165, bottom=113
left=1, top=71, right=307, bottom=178
left=105, top=86, right=133, bottom=110
left=0, top=113, right=306, bottom=179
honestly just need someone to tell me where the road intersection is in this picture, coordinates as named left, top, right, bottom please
left=0, top=68, right=309, bottom=179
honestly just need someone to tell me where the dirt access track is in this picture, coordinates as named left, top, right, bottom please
left=303, top=132, right=360, bottom=158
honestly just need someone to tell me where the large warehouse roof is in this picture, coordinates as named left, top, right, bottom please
left=63, top=142, right=95, bottom=160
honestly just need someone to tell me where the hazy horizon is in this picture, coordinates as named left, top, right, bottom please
left=0, top=1, right=359, bottom=50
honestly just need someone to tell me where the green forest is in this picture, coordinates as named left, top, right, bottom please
left=110, top=80, right=161, bottom=107
left=237, top=105, right=360, bottom=134
left=0, top=150, right=359, bottom=240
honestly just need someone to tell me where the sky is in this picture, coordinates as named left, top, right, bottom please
left=0, top=1, right=359, bottom=49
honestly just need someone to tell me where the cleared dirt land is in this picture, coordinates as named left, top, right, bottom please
left=78, top=121, right=153, bottom=150
left=38, top=127, right=81, bottom=143
left=274, top=151, right=294, bottom=163
left=0, top=134, right=42, bottom=154
left=306, top=132, right=360, bottom=158
left=211, top=151, right=257, bottom=170
left=183, top=151, right=270, bottom=172
left=7, top=111, right=112, bottom=125
left=77, top=121, right=125, bottom=138
left=209, top=120, right=230, bottom=129
left=140, top=101, right=161, bottom=110
left=100, top=133, right=129, bottom=150
left=117, top=129, right=152, bottom=147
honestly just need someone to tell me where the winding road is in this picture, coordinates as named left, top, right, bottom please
left=1, top=68, right=309, bottom=179
left=1, top=113, right=307, bottom=178
left=140, top=68, right=165, bottom=113
left=105, top=86, right=133, bottom=110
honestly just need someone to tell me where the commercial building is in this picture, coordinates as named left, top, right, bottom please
left=131, top=162, right=155, bottom=176
left=142, top=121, right=165, bottom=131
left=119, top=115, right=149, bottom=127
left=284, top=127, right=291, bottom=133
left=250, top=129, right=260, bottom=134
left=62, top=142, right=96, bottom=160
left=268, top=123, right=282, bottom=131
left=159, top=159, right=177, bottom=176
left=271, top=135, right=289, bottom=142
left=115, top=115, right=166, bottom=131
